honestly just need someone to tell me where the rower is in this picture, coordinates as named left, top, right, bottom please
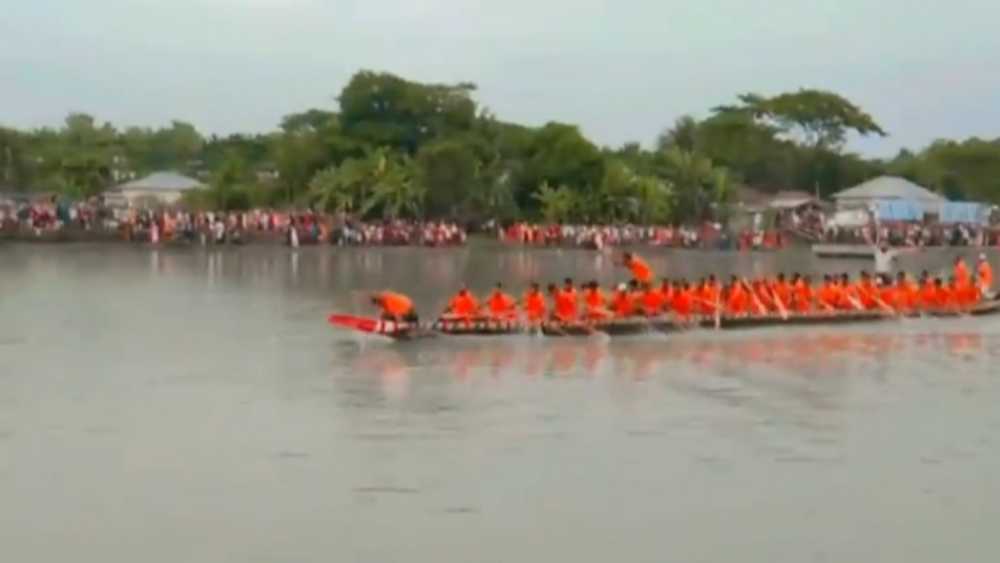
left=954, top=256, right=971, bottom=288
left=445, top=286, right=480, bottom=321
left=895, top=272, right=919, bottom=313
left=919, top=274, right=938, bottom=311
left=486, top=282, right=517, bottom=320
left=583, top=281, right=611, bottom=320
left=562, top=277, right=578, bottom=304
left=855, top=271, right=876, bottom=310
left=622, top=252, right=654, bottom=285
left=550, top=282, right=578, bottom=323
left=726, top=276, right=748, bottom=316
left=671, top=280, right=694, bottom=321
left=371, top=291, right=418, bottom=323
left=698, top=275, right=721, bottom=316
left=976, top=253, right=993, bottom=298
left=794, top=274, right=814, bottom=313
left=773, top=273, right=792, bottom=311
left=523, top=282, right=547, bottom=323
left=641, top=281, right=666, bottom=317
left=611, top=283, right=635, bottom=318
left=817, top=275, right=838, bottom=311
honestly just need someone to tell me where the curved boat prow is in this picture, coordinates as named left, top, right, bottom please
left=328, top=314, right=380, bottom=333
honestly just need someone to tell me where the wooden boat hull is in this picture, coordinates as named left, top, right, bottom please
left=329, top=299, right=1000, bottom=340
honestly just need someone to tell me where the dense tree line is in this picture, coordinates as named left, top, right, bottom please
left=2, top=70, right=999, bottom=222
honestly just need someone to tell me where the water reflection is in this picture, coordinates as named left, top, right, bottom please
left=342, top=331, right=993, bottom=389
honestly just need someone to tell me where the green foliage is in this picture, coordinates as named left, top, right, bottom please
left=6, top=72, right=1000, bottom=214
left=716, top=89, right=887, bottom=150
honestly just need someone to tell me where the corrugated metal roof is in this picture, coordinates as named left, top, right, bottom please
left=832, top=176, right=945, bottom=204
left=117, top=171, right=203, bottom=192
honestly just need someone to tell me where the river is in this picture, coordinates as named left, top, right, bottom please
left=2, top=242, right=999, bottom=562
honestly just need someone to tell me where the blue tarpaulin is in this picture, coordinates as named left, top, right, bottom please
left=875, top=200, right=924, bottom=222
left=939, top=202, right=987, bottom=224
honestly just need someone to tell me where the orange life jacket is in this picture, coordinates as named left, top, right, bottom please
left=627, top=256, right=653, bottom=284
left=378, top=291, right=414, bottom=316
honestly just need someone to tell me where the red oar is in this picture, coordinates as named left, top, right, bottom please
left=327, top=314, right=380, bottom=333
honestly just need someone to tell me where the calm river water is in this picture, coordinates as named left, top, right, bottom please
left=2, top=242, right=999, bottom=562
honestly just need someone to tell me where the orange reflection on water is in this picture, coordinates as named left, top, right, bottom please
left=345, top=330, right=989, bottom=388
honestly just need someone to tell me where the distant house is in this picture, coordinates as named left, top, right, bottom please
left=105, top=171, right=204, bottom=207
left=768, top=190, right=826, bottom=211
left=832, top=176, right=945, bottom=210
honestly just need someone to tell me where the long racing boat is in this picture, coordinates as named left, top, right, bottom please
left=328, top=298, right=1000, bottom=340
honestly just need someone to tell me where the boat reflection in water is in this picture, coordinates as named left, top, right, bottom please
left=341, top=327, right=995, bottom=389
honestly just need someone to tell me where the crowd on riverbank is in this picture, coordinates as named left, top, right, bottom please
left=0, top=199, right=466, bottom=247
left=820, top=222, right=999, bottom=248
left=497, top=222, right=790, bottom=251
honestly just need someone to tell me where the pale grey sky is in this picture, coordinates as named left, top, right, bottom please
left=3, top=0, right=998, bottom=156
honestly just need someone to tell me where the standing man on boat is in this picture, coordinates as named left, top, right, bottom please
left=873, top=242, right=896, bottom=277
left=976, top=253, right=994, bottom=298
left=621, top=252, right=654, bottom=285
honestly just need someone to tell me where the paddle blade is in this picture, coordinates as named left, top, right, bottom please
left=328, top=314, right=379, bottom=333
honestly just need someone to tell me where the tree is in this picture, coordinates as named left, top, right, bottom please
left=532, top=182, right=577, bottom=223
left=657, top=115, right=699, bottom=152
left=414, top=139, right=480, bottom=217
left=339, top=70, right=477, bottom=154
left=715, top=89, right=886, bottom=151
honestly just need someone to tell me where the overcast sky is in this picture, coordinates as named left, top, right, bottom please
left=3, top=0, right=998, bottom=156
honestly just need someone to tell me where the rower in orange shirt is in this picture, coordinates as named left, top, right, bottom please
left=550, top=282, right=579, bottom=323
left=894, top=272, right=919, bottom=314
left=698, top=275, right=721, bottom=316
left=877, top=274, right=899, bottom=310
left=726, top=276, right=748, bottom=315
left=371, top=290, right=418, bottom=322
left=956, top=277, right=980, bottom=309
left=936, top=278, right=956, bottom=311
left=954, top=256, right=971, bottom=288
left=522, top=282, right=547, bottom=323
left=918, top=273, right=938, bottom=311
left=611, top=283, right=636, bottom=318
left=671, top=281, right=694, bottom=321
left=641, top=282, right=667, bottom=317
left=583, top=281, right=611, bottom=321
left=444, top=286, right=480, bottom=321
left=772, top=274, right=793, bottom=311
left=976, top=253, right=993, bottom=298
left=837, top=274, right=863, bottom=310
left=817, top=275, right=839, bottom=311
left=485, top=282, right=517, bottom=320
left=793, top=274, right=814, bottom=313
left=622, top=252, right=654, bottom=285
left=856, top=272, right=878, bottom=310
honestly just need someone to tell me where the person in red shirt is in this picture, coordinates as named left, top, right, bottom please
left=611, top=284, right=636, bottom=318
left=976, top=253, right=994, bottom=298
left=894, top=272, right=919, bottom=314
left=671, top=281, right=694, bottom=321
left=641, top=282, right=666, bottom=317
left=918, top=274, right=938, bottom=311
left=698, top=275, right=721, bottom=316
left=444, top=286, right=480, bottom=321
left=583, top=281, right=611, bottom=321
left=371, top=291, right=418, bottom=323
left=522, top=282, right=547, bottom=323
left=485, top=282, right=517, bottom=320
left=954, top=256, right=971, bottom=288
left=622, top=252, right=654, bottom=285
left=550, top=283, right=578, bottom=323
left=793, top=274, right=814, bottom=313
left=817, top=275, right=839, bottom=312
left=726, top=276, right=748, bottom=316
